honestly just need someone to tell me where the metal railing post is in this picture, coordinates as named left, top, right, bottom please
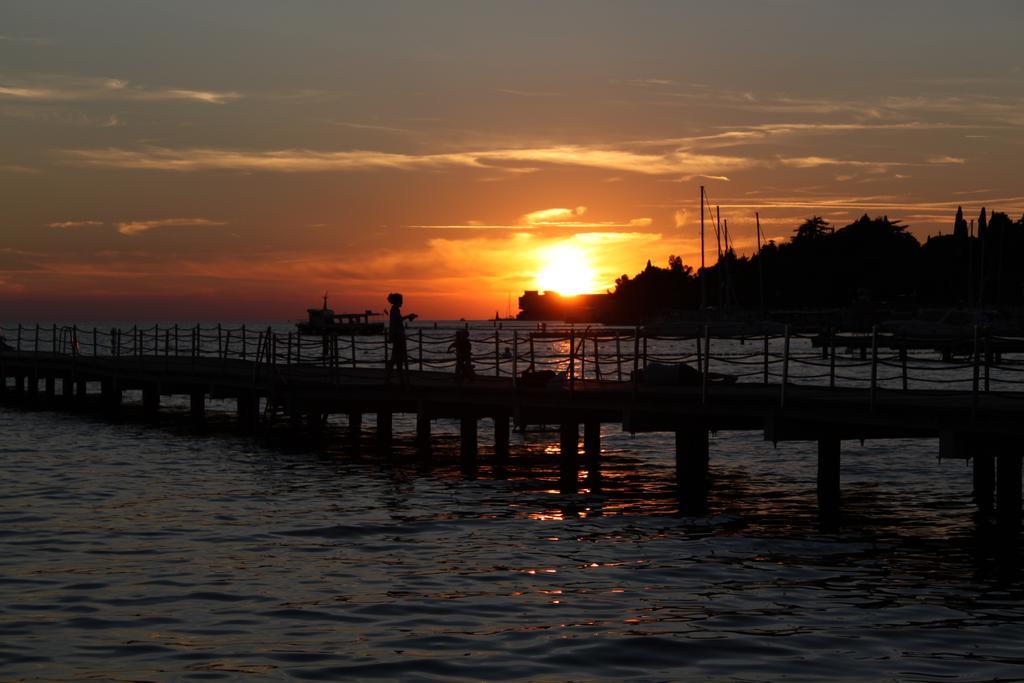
left=901, top=336, right=908, bottom=391
left=870, top=325, right=878, bottom=411
left=701, top=325, right=710, bottom=405
left=569, top=328, right=575, bottom=391
left=763, top=333, right=769, bottom=385
left=512, top=330, right=518, bottom=385
left=984, top=334, right=991, bottom=393
left=241, top=324, right=247, bottom=361
left=971, top=326, right=980, bottom=409
left=829, top=330, right=836, bottom=388
left=351, top=333, right=357, bottom=368
left=632, top=328, right=640, bottom=379
left=780, top=325, right=790, bottom=408
left=616, top=334, right=622, bottom=381
left=419, top=329, right=424, bottom=372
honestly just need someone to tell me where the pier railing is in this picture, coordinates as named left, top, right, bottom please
left=3, top=322, right=1024, bottom=400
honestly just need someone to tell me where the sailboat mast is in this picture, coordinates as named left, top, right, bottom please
left=699, top=185, right=706, bottom=312
left=756, top=212, right=765, bottom=313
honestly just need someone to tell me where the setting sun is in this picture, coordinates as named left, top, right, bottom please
left=534, top=243, right=600, bottom=295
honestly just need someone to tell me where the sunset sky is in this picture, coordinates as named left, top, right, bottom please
left=2, top=1, right=1023, bottom=320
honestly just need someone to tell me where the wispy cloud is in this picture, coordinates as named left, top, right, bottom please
left=410, top=206, right=653, bottom=231
left=0, top=35, right=52, bottom=47
left=60, top=144, right=758, bottom=177
left=325, top=120, right=414, bottom=134
left=522, top=207, right=587, bottom=224
left=47, top=220, right=104, bottom=229
left=0, top=76, right=239, bottom=104
left=0, top=163, right=39, bottom=174
left=115, top=218, right=226, bottom=236
left=496, top=88, right=558, bottom=97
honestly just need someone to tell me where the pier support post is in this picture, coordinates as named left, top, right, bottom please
left=101, top=378, right=121, bottom=414
left=237, top=392, right=259, bottom=433
left=559, top=422, right=579, bottom=495
left=348, top=412, right=362, bottom=444
left=676, top=427, right=709, bottom=513
left=306, top=411, right=326, bottom=434
left=61, top=375, right=74, bottom=404
left=494, top=415, right=510, bottom=476
left=44, top=375, right=55, bottom=400
left=584, top=419, right=602, bottom=492
left=27, top=371, right=39, bottom=400
left=460, top=415, right=478, bottom=469
left=0, top=367, right=6, bottom=397
left=190, top=389, right=205, bottom=422
left=817, top=437, right=841, bottom=525
left=14, top=374, right=25, bottom=400
left=76, top=379, right=87, bottom=405
left=416, top=410, right=432, bottom=454
left=996, top=451, right=1022, bottom=531
left=376, top=411, right=393, bottom=451
left=142, top=383, right=160, bottom=419
left=973, top=451, right=995, bottom=513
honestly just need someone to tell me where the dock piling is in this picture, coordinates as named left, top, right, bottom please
left=416, top=409, right=432, bottom=453
left=190, top=389, right=206, bottom=422
left=494, top=415, right=510, bottom=474
left=460, top=415, right=478, bottom=477
left=376, top=411, right=393, bottom=451
left=973, top=450, right=995, bottom=513
left=142, top=383, right=160, bottom=419
left=559, top=422, right=579, bottom=494
left=583, top=420, right=601, bottom=492
left=675, top=427, right=709, bottom=513
left=817, top=437, right=841, bottom=524
left=996, top=450, right=1022, bottom=530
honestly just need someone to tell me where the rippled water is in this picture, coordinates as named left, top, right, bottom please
left=3, top=396, right=1024, bottom=681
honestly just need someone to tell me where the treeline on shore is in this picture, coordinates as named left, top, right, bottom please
left=608, top=208, right=1024, bottom=320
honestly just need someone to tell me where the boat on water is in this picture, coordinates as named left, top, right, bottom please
left=296, top=295, right=385, bottom=335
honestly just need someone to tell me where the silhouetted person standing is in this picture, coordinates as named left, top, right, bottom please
left=386, top=292, right=416, bottom=385
left=448, top=328, right=474, bottom=384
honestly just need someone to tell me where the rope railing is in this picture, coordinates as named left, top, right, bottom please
left=4, top=322, right=1024, bottom=398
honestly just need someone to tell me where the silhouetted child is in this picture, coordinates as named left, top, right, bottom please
left=448, top=329, right=474, bottom=383
left=385, top=292, right=417, bottom=385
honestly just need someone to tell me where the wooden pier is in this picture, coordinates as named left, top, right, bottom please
left=1, top=322, right=1022, bottom=530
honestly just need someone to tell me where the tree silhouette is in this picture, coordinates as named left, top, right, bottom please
left=954, top=206, right=968, bottom=239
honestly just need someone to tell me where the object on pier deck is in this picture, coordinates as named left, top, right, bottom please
left=518, top=369, right=567, bottom=389
left=634, top=362, right=736, bottom=386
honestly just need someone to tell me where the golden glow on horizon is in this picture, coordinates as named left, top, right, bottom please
left=534, top=243, right=600, bottom=296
